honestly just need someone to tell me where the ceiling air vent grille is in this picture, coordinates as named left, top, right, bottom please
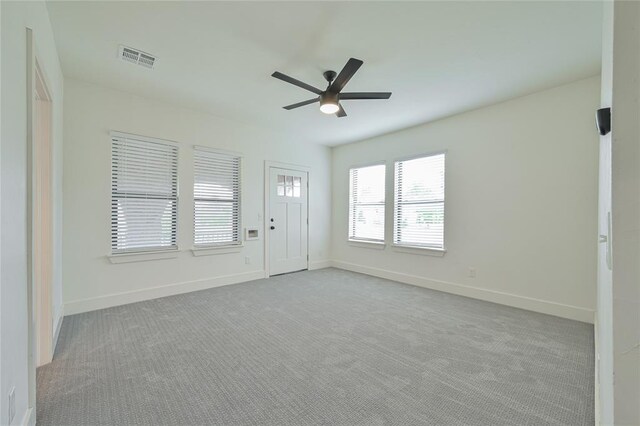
left=138, top=53, right=155, bottom=68
left=118, top=45, right=156, bottom=69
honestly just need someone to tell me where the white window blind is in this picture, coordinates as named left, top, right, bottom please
left=394, top=153, right=445, bottom=249
left=111, top=135, right=178, bottom=254
left=193, top=148, right=241, bottom=246
left=349, top=164, right=386, bottom=242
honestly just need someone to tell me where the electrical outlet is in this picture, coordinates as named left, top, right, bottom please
left=468, top=267, right=476, bottom=278
left=244, top=256, right=251, bottom=265
left=8, top=387, right=15, bottom=424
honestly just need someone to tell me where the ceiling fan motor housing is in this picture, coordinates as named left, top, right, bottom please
left=321, top=91, right=339, bottom=105
left=323, top=70, right=337, bottom=83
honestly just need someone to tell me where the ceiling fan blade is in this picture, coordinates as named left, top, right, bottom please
left=329, top=58, right=363, bottom=93
left=335, top=103, right=347, bottom=117
left=340, top=92, right=392, bottom=100
left=283, top=98, right=319, bottom=110
left=272, top=72, right=323, bottom=95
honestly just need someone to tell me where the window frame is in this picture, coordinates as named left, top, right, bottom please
left=192, top=145, right=243, bottom=249
left=109, top=131, right=180, bottom=256
left=347, top=161, right=387, bottom=244
left=392, top=151, right=447, bottom=253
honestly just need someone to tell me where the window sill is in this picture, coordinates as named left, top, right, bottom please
left=108, top=249, right=179, bottom=264
left=348, top=239, right=386, bottom=250
left=191, top=244, right=243, bottom=257
left=391, top=244, right=446, bottom=257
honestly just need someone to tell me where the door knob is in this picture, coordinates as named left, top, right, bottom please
left=270, top=226, right=275, bottom=230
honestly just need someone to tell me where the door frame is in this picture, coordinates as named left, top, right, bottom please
left=596, top=132, right=614, bottom=425
left=263, top=161, right=310, bottom=277
left=33, top=49, right=54, bottom=368
left=26, top=27, right=55, bottom=422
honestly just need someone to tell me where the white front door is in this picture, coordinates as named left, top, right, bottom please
left=269, top=167, right=308, bottom=275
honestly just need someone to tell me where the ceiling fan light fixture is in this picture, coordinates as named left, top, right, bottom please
left=319, top=92, right=339, bottom=114
left=320, top=102, right=339, bottom=114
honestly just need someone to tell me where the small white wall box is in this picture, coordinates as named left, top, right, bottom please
left=245, top=228, right=259, bottom=241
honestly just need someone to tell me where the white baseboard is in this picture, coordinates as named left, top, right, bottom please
left=331, top=260, right=594, bottom=323
left=64, top=270, right=266, bottom=315
left=309, top=260, right=332, bottom=270
left=52, top=305, right=64, bottom=353
left=63, top=261, right=594, bottom=323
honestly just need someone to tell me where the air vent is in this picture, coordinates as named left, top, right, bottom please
left=118, top=45, right=157, bottom=69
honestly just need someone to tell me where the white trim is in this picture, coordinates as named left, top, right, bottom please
left=191, top=245, right=243, bottom=256
left=347, top=163, right=387, bottom=243
left=193, top=144, right=242, bottom=158
left=64, top=270, right=266, bottom=315
left=264, top=161, right=310, bottom=277
left=192, top=146, right=242, bottom=248
left=391, top=244, right=446, bottom=257
left=25, top=26, right=37, bottom=423
left=108, top=249, right=179, bottom=264
left=347, top=159, right=386, bottom=171
left=263, top=160, right=310, bottom=172
left=392, top=151, right=447, bottom=250
left=594, top=313, right=601, bottom=426
left=393, top=149, right=448, bottom=164
left=33, top=59, right=55, bottom=365
left=330, top=260, right=594, bottom=323
left=21, top=407, right=34, bottom=426
left=109, top=134, right=180, bottom=255
left=309, top=260, right=332, bottom=270
left=348, top=240, right=386, bottom=250
left=264, top=164, right=271, bottom=277
left=52, top=305, right=64, bottom=355
left=109, top=130, right=181, bottom=146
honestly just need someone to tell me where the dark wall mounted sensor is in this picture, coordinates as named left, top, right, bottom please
left=596, top=107, right=611, bottom=136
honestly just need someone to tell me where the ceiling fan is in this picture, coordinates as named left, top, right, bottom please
left=272, top=58, right=392, bottom=117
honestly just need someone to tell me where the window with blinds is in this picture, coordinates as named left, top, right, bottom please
left=394, top=153, right=445, bottom=249
left=349, top=164, right=386, bottom=242
left=193, top=148, right=241, bottom=247
left=111, top=134, right=178, bottom=254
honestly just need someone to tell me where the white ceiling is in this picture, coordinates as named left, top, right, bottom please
left=47, top=1, right=602, bottom=146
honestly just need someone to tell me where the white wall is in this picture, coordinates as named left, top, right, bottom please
left=609, top=1, right=640, bottom=424
left=62, top=78, right=331, bottom=314
left=331, top=77, right=600, bottom=323
left=1, top=1, right=64, bottom=425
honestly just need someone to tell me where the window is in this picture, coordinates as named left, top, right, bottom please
left=348, top=164, right=386, bottom=242
left=394, top=153, right=445, bottom=249
left=277, top=174, right=301, bottom=198
left=193, top=147, right=241, bottom=247
left=111, top=134, right=178, bottom=254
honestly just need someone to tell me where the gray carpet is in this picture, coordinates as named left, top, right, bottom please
left=37, top=268, right=594, bottom=425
